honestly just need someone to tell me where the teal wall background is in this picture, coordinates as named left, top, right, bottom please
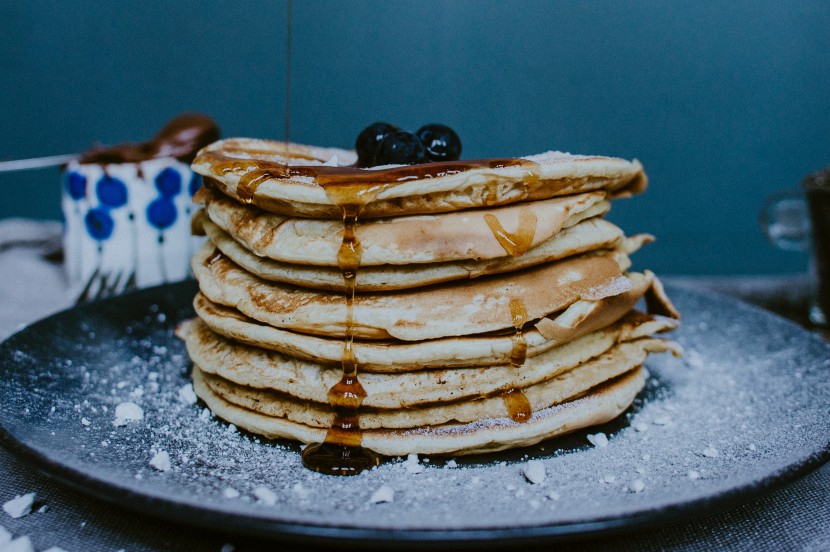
left=2, top=1, right=829, bottom=275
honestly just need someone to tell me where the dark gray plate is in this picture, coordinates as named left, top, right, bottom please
left=0, top=281, right=828, bottom=547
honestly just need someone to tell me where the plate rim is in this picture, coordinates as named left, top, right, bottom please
left=0, top=281, right=829, bottom=545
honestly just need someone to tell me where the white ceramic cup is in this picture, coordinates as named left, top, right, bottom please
left=62, top=157, right=204, bottom=301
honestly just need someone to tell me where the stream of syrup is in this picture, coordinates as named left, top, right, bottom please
left=301, top=198, right=381, bottom=474
left=508, top=297, right=529, bottom=368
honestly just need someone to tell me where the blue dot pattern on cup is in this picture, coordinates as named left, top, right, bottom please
left=155, top=167, right=182, bottom=197
left=82, top=174, right=129, bottom=241
left=84, top=208, right=115, bottom=241
left=147, top=167, right=183, bottom=230
left=66, top=171, right=87, bottom=200
left=96, top=175, right=129, bottom=208
left=147, top=197, right=178, bottom=230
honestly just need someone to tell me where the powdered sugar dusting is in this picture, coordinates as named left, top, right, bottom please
left=0, top=284, right=827, bottom=535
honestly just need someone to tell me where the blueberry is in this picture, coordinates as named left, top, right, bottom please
left=416, top=124, right=462, bottom=162
left=355, top=122, right=399, bottom=167
left=375, top=131, right=427, bottom=166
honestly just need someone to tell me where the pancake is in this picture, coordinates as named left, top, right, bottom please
left=176, top=314, right=676, bottom=408
left=192, top=274, right=676, bottom=370
left=199, top=215, right=633, bottom=291
left=197, top=336, right=676, bottom=429
left=192, top=365, right=648, bottom=456
left=192, top=246, right=640, bottom=341
left=199, top=186, right=611, bottom=266
left=192, top=138, right=647, bottom=219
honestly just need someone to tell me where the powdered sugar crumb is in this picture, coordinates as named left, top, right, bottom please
left=369, top=485, right=395, bottom=504
left=113, top=401, right=143, bottom=426
left=522, top=460, right=546, bottom=484
left=149, top=450, right=171, bottom=472
left=404, top=453, right=425, bottom=474
left=587, top=432, right=609, bottom=448
left=3, top=536, right=34, bottom=552
left=653, top=415, right=672, bottom=426
left=292, top=483, right=309, bottom=500
left=177, top=383, right=198, bottom=405
left=253, top=486, right=277, bottom=506
left=3, top=493, right=35, bottom=519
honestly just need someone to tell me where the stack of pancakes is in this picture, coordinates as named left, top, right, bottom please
left=178, top=138, right=679, bottom=467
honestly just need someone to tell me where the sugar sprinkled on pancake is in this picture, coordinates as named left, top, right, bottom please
left=179, top=134, right=678, bottom=473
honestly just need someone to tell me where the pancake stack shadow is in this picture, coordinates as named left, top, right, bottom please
left=177, top=138, right=680, bottom=471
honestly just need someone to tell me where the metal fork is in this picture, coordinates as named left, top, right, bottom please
left=76, top=268, right=137, bottom=303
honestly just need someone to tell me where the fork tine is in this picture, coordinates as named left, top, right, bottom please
left=112, top=270, right=128, bottom=296
left=77, top=267, right=100, bottom=304
left=106, top=270, right=124, bottom=298
left=93, top=271, right=110, bottom=301
left=123, top=271, right=138, bottom=293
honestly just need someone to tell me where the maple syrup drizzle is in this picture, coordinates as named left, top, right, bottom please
left=302, top=201, right=381, bottom=475
left=483, top=209, right=538, bottom=257
left=500, top=388, right=532, bottom=423
left=201, top=154, right=537, bottom=208
left=509, top=298, right=529, bottom=368
left=237, top=169, right=275, bottom=204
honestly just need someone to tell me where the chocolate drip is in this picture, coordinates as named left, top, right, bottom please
left=80, top=113, right=220, bottom=165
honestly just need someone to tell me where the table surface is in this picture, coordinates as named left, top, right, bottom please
left=0, top=218, right=828, bottom=552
